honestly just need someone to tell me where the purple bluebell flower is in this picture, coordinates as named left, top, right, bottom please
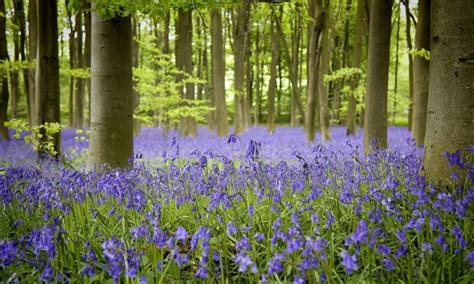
left=268, top=252, right=285, bottom=274
left=175, top=226, right=188, bottom=243
left=235, top=252, right=258, bottom=273
left=340, top=250, right=358, bottom=274
left=382, top=258, right=396, bottom=271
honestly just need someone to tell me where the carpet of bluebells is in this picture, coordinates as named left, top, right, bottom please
left=1, top=126, right=473, bottom=283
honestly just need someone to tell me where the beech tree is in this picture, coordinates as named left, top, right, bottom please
left=424, top=0, right=474, bottom=183
left=363, top=0, right=392, bottom=153
left=411, top=0, right=430, bottom=146
left=0, top=0, right=8, bottom=140
left=87, top=7, right=133, bottom=170
left=36, top=0, right=61, bottom=157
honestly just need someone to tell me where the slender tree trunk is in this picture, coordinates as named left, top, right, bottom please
left=346, top=0, right=365, bottom=135
left=424, top=0, right=474, bottom=184
left=176, top=9, right=197, bottom=137
left=211, top=8, right=229, bottom=137
left=84, top=2, right=91, bottom=128
left=317, top=11, right=332, bottom=141
left=73, top=12, right=84, bottom=129
left=11, top=1, right=20, bottom=119
left=12, top=0, right=28, bottom=122
left=305, top=0, right=324, bottom=142
left=66, top=2, right=75, bottom=127
left=254, top=24, right=261, bottom=126
left=404, top=0, right=414, bottom=131
left=36, top=0, right=60, bottom=157
left=267, top=9, right=280, bottom=135
left=244, top=25, right=252, bottom=128
left=0, top=0, right=9, bottom=140
left=412, top=0, right=430, bottom=146
left=392, top=4, right=400, bottom=125
left=87, top=11, right=133, bottom=170
left=363, top=0, right=392, bottom=153
left=132, top=17, right=140, bottom=135
left=27, top=0, right=37, bottom=126
left=232, top=0, right=250, bottom=134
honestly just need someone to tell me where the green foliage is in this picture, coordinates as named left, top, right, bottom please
left=133, top=35, right=212, bottom=126
left=63, top=67, right=91, bottom=79
left=409, top=48, right=430, bottom=60
left=4, top=119, right=64, bottom=157
left=0, top=59, right=34, bottom=78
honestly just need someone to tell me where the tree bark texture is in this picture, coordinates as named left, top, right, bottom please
left=88, top=12, right=133, bottom=170
left=232, top=0, right=250, bottom=134
left=27, top=0, right=37, bottom=126
left=412, top=0, right=430, bottom=145
left=363, top=0, right=392, bottom=153
left=317, top=12, right=331, bottom=141
left=176, top=9, right=197, bottom=137
left=84, top=2, right=91, bottom=128
left=305, top=0, right=323, bottom=142
left=211, top=8, right=229, bottom=137
left=424, top=0, right=474, bottom=184
left=404, top=0, right=414, bottom=131
left=35, top=0, right=61, bottom=157
left=73, top=11, right=84, bottom=129
left=0, top=0, right=9, bottom=140
left=267, top=9, right=280, bottom=135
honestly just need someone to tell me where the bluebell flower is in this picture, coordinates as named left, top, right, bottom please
left=340, top=250, right=358, bottom=274
left=382, top=258, right=395, bottom=271
left=175, top=226, right=188, bottom=243
left=268, top=252, right=285, bottom=274
left=293, top=275, right=306, bottom=284
left=235, top=252, right=258, bottom=273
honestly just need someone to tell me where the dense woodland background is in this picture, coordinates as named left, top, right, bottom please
left=0, top=0, right=472, bottom=182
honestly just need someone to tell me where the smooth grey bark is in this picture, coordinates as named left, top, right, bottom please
left=267, top=9, right=280, bottom=135
left=10, top=1, right=20, bottom=119
left=65, top=1, right=75, bottom=127
left=317, top=13, right=331, bottom=141
left=73, top=12, right=84, bottom=129
left=232, top=0, right=250, bottom=134
left=36, top=0, right=60, bottom=157
left=346, top=0, right=365, bottom=135
left=424, top=0, right=474, bottom=183
left=412, top=0, right=430, bottom=145
left=27, top=0, right=37, bottom=126
left=12, top=0, right=27, bottom=120
left=176, top=9, right=197, bottom=137
left=0, top=0, right=8, bottom=140
left=305, top=0, right=323, bottom=142
left=363, top=0, right=392, bottom=153
left=132, top=17, right=140, bottom=135
left=84, top=2, right=91, bottom=128
left=211, top=8, right=229, bottom=137
left=404, top=0, right=414, bottom=131
left=87, top=12, right=133, bottom=170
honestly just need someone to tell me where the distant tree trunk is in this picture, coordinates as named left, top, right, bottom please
left=244, top=25, right=252, bottom=128
left=346, top=0, right=365, bottom=135
left=254, top=24, right=261, bottom=126
left=211, top=8, right=229, bottom=137
left=84, top=2, right=91, bottom=128
left=363, top=0, right=392, bottom=153
left=424, top=0, right=474, bottom=184
left=132, top=17, right=140, bottom=135
left=87, top=11, right=133, bottom=170
left=317, top=10, right=331, bottom=141
left=11, top=1, right=20, bottom=119
left=412, top=0, right=430, bottom=146
left=65, top=1, right=75, bottom=127
left=0, top=0, right=9, bottom=140
left=392, top=4, right=400, bottom=125
left=27, top=0, right=37, bottom=126
left=232, top=0, right=250, bottom=134
left=36, top=0, right=60, bottom=157
left=404, top=0, right=414, bottom=131
left=305, top=0, right=324, bottom=142
left=176, top=9, right=197, bottom=137
left=73, top=12, right=84, bottom=129
left=12, top=0, right=28, bottom=121
left=267, top=8, right=280, bottom=135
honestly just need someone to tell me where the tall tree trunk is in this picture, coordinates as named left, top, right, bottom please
left=412, top=0, right=430, bottom=146
left=346, top=0, right=365, bottom=135
left=12, top=0, right=28, bottom=121
left=132, top=17, right=140, bottom=135
left=232, top=0, right=250, bottom=134
left=267, top=8, right=280, bottom=135
left=317, top=10, right=332, bottom=141
left=66, top=1, right=75, bottom=127
left=87, top=11, right=133, bottom=170
left=363, top=0, right=392, bottom=153
left=11, top=1, right=20, bottom=119
left=27, top=0, right=37, bottom=126
left=404, top=0, right=414, bottom=131
left=84, top=2, right=91, bottom=128
left=0, top=0, right=9, bottom=140
left=176, top=9, right=197, bottom=137
left=424, top=0, right=474, bottom=184
left=36, top=0, right=60, bottom=157
left=73, top=12, right=84, bottom=129
left=254, top=24, right=261, bottom=126
left=244, top=24, right=252, bottom=128
left=305, top=0, right=324, bottom=142
left=211, top=8, right=229, bottom=137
